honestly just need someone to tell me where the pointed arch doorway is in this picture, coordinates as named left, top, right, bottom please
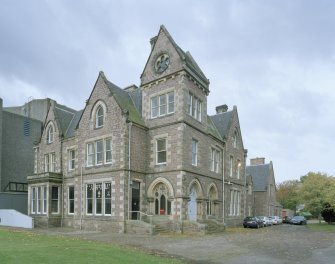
left=188, top=186, right=197, bottom=221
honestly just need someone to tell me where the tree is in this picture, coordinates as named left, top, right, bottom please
left=276, top=180, right=300, bottom=210
left=321, top=203, right=335, bottom=224
left=298, top=172, right=335, bottom=217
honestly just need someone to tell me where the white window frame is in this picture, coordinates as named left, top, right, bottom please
left=68, top=149, right=75, bottom=171
left=188, top=92, right=202, bottom=122
left=156, top=138, right=167, bottom=165
left=229, top=156, right=233, bottom=177
left=86, top=184, right=93, bottom=215
left=44, top=153, right=56, bottom=172
left=95, top=105, right=104, bottom=128
left=105, top=138, right=112, bottom=164
left=51, top=186, right=60, bottom=214
left=86, top=182, right=111, bottom=216
left=237, top=160, right=241, bottom=179
left=47, top=125, right=54, bottom=144
left=191, top=139, right=198, bottom=166
left=151, top=91, right=175, bottom=118
left=37, top=187, right=42, bottom=214
left=31, top=187, right=36, bottom=214
left=44, top=155, right=50, bottom=172
left=95, top=140, right=103, bottom=165
left=87, top=143, right=95, bottom=166
left=42, top=186, right=47, bottom=214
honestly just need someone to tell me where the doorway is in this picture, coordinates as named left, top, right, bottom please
left=131, top=181, right=140, bottom=220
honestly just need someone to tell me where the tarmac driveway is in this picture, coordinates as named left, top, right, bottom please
left=39, top=224, right=335, bottom=264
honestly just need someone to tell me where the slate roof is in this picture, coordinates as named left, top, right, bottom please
left=54, top=103, right=82, bottom=139
left=246, top=164, right=271, bottom=192
left=207, top=115, right=223, bottom=140
left=210, top=110, right=233, bottom=140
left=101, top=72, right=145, bottom=127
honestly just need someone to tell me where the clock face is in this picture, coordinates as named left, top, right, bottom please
left=155, top=53, right=170, bottom=74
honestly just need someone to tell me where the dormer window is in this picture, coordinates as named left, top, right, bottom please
left=47, top=124, right=54, bottom=144
left=96, top=106, right=104, bottom=128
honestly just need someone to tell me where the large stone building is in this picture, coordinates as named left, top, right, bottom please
left=27, top=25, right=248, bottom=232
left=246, top=157, right=282, bottom=216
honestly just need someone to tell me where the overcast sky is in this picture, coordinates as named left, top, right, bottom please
left=1, top=0, right=334, bottom=183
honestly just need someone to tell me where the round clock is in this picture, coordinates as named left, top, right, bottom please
left=155, top=53, right=170, bottom=73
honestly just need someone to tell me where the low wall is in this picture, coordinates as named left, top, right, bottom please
left=0, top=209, right=33, bottom=229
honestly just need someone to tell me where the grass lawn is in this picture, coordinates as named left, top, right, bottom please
left=307, top=222, right=335, bottom=232
left=0, top=228, right=183, bottom=264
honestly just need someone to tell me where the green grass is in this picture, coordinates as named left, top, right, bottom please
left=308, top=222, right=335, bottom=232
left=0, top=228, right=183, bottom=264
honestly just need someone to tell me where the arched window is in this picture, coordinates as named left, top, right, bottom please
left=233, top=130, right=238, bottom=148
left=96, top=106, right=104, bottom=128
left=47, top=124, right=54, bottom=144
left=153, top=183, right=171, bottom=215
left=207, top=186, right=217, bottom=216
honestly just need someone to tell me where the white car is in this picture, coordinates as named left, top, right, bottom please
left=269, top=216, right=282, bottom=225
left=258, top=216, right=272, bottom=226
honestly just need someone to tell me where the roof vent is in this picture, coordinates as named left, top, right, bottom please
left=216, top=104, right=228, bottom=114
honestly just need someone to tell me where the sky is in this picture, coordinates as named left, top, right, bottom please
left=1, top=0, right=334, bottom=183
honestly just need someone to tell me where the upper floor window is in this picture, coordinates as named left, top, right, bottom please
left=156, top=138, right=167, bottom=164
left=237, top=160, right=241, bottom=179
left=45, top=153, right=56, bottom=172
left=151, top=91, right=174, bottom=118
left=229, top=156, right=233, bottom=177
left=233, top=130, right=238, bottom=148
left=86, top=138, right=112, bottom=167
left=96, top=106, right=104, bottom=128
left=68, top=149, right=75, bottom=171
left=210, top=148, right=220, bottom=173
left=188, top=92, right=202, bottom=122
left=47, top=124, right=54, bottom=143
left=191, top=139, right=198, bottom=166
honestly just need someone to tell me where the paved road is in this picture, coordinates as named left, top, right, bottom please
left=37, top=224, right=335, bottom=264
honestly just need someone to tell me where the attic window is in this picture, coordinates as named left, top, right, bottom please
left=47, top=124, right=54, bottom=144
left=96, top=106, right=104, bottom=128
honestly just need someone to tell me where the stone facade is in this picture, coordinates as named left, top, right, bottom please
left=27, top=25, right=252, bottom=231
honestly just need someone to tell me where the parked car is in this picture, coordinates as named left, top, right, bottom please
left=269, top=216, right=283, bottom=225
left=243, top=217, right=264, bottom=228
left=283, top=216, right=293, bottom=224
left=258, top=216, right=272, bottom=226
left=289, top=216, right=307, bottom=225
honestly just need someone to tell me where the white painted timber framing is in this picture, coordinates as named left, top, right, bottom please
left=0, top=209, right=33, bottom=229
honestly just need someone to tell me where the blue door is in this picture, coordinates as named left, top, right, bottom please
left=188, top=187, right=197, bottom=221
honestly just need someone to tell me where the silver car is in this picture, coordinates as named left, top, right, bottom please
left=258, top=216, right=272, bottom=226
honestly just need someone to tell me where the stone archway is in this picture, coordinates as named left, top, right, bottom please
left=187, top=179, right=203, bottom=221
left=147, top=178, right=174, bottom=216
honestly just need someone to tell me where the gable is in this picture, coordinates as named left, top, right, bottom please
left=246, top=164, right=271, bottom=191
left=141, top=25, right=209, bottom=93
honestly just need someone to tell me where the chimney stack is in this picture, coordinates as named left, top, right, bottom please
left=216, top=104, right=228, bottom=114
left=250, top=157, right=265, bottom=165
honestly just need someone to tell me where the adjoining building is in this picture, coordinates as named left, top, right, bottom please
left=27, top=25, right=249, bottom=232
left=0, top=98, right=46, bottom=213
left=246, top=157, right=282, bottom=217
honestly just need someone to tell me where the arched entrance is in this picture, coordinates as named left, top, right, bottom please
left=188, top=186, right=197, bottom=221
left=153, top=182, right=171, bottom=215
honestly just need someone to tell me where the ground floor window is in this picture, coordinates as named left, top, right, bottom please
left=31, top=186, right=48, bottom=215
left=86, top=182, right=111, bottom=216
left=153, top=183, right=171, bottom=215
left=229, top=190, right=241, bottom=216
left=68, top=186, right=75, bottom=214
left=51, top=186, right=61, bottom=214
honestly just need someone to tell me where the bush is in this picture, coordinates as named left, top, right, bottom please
left=321, top=203, right=335, bottom=224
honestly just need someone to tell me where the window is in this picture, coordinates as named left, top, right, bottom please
left=51, top=186, right=60, bottom=214
left=151, top=91, right=174, bottom=118
left=43, top=186, right=47, bottom=214
left=105, top=139, right=112, bottom=163
left=188, top=93, right=202, bottom=122
left=31, top=187, right=36, bottom=214
left=37, top=187, right=42, bottom=213
left=191, top=139, right=198, bottom=166
left=44, top=153, right=56, bottom=172
left=229, top=156, right=233, bottom=177
left=86, top=182, right=111, bottom=216
left=87, top=143, right=94, bottom=166
left=104, top=183, right=112, bottom=215
left=68, top=150, right=75, bottom=171
left=47, top=125, right=54, bottom=143
left=86, top=184, right=93, bottom=214
left=233, top=131, right=238, bottom=148
left=210, top=148, right=220, bottom=173
left=237, top=160, right=241, bottom=179
left=68, top=186, right=75, bottom=214
left=96, top=140, right=103, bottom=165
left=95, top=183, right=102, bottom=215
left=96, top=106, right=104, bottom=128
left=86, top=138, right=112, bottom=166
left=229, top=190, right=241, bottom=216
left=156, top=138, right=167, bottom=164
